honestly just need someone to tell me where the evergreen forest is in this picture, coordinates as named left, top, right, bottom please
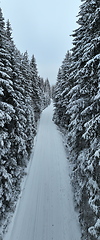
left=53, top=0, right=100, bottom=239
left=0, top=7, right=51, bottom=236
left=0, top=0, right=100, bottom=239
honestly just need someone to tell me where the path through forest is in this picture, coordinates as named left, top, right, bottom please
left=4, top=102, right=81, bottom=240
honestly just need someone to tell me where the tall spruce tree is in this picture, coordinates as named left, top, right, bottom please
left=0, top=8, right=17, bottom=222
left=30, top=55, right=42, bottom=123
left=44, top=78, right=51, bottom=107
left=53, top=0, right=100, bottom=239
left=0, top=8, right=46, bottom=237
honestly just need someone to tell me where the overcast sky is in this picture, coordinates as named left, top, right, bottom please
left=1, top=0, right=81, bottom=85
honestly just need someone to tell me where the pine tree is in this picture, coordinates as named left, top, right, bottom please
left=0, top=9, right=45, bottom=235
left=53, top=0, right=100, bottom=239
left=53, top=51, right=72, bottom=127
left=0, top=9, right=16, bottom=222
left=44, top=78, right=51, bottom=107
left=30, top=55, right=42, bottom=123
left=53, top=67, right=63, bottom=125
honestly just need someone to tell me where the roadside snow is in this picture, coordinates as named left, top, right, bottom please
left=3, top=102, right=81, bottom=240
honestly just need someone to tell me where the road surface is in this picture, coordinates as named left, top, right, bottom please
left=4, top=102, right=81, bottom=240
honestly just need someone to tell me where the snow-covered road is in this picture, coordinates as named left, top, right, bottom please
left=4, top=102, right=81, bottom=240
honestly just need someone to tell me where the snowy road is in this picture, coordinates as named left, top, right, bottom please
left=4, top=102, right=81, bottom=240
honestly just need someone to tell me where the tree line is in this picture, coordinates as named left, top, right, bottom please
left=53, top=0, right=100, bottom=239
left=0, top=7, right=51, bottom=237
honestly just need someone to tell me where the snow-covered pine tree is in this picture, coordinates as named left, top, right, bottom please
left=53, top=67, right=63, bottom=125
left=30, top=55, right=42, bottom=123
left=44, top=78, right=51, bottom=107
left=53, top=0, right=100, bottom=239
left=38, top=76, right=46, bottom=110
left=0, top=9, right=17, bottom=224
left=0, top=14, right=29, bottom=231
left=5, top=20, right=30, bottom=168
left=20, top=51, right=36, bottom=158
left=53, top=51, right=72, bottom=128
left=0, top=8, right=46, bottom=237
left=74, top=1, right=100, bottom=238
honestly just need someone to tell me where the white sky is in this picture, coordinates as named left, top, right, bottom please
left=1, top=0, right=81, bottom=85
